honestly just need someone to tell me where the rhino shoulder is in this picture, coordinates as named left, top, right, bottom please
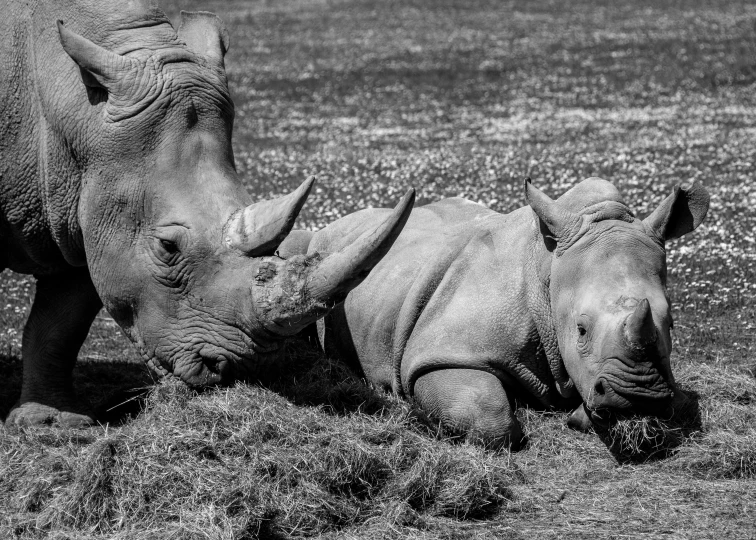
left=422, top=197, right=499, bottom=224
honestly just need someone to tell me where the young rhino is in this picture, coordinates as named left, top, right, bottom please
left=305, top=178, right=709, bottom=449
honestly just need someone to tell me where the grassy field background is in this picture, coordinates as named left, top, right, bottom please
left=2, top=0, right=756, bottom=538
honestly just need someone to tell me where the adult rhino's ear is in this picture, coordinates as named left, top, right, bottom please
left=178, top=11, right=229, bottom=66
left=643, top=182, right=710, bottom=242
left=57, top=21, right=137, bottom=90
left=525, top=178, right=581, bottom=248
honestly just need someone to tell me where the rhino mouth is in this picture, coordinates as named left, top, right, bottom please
left=590, top=357, right=674, bottom=411
left=143, top=340, right=261, bottom=387
left=586, top=388, right=675, bottom=431
left=193, top=341, right=282, bottom=386
left=196, top=344, right=238, bottom=385
left=586, top=407, right=614, bottom=430
left=140, top=320, right=287, bottom=387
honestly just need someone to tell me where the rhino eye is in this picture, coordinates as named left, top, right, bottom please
left=575, top=317, right=592, bottom=354
left=160, top=239, right=180, bottom=254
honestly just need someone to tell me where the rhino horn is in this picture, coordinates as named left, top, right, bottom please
left=524, top=178, right=581, bottom=243
left=307, top=188, right=415, bottom=306
left=623, top=298, right=657, bottom=349
left=226, top=177, right=315, bottom=257
left=57, top=21, right=137, bottom=89
left=253, top=189, right=415, bottom=336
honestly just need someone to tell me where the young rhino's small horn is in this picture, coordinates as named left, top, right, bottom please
left=226, top=177, right=315, bottom=257
left=623, top=298, right=657, bottom=349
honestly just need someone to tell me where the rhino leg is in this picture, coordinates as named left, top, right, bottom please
left=413, top=368, right=523, bottom=450
left=6, top=270, right=102, bottom=428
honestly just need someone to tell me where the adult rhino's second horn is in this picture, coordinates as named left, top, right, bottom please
left=623, top=298, right=658, bottom=349
left=307, top=188, right=416, bottom=305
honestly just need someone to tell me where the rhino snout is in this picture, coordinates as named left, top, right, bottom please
left=587, top=367, right=674, bottom=414
left=584, top=296, right=674, bottom=413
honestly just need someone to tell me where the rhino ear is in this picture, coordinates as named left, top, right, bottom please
left=57, top=21, right=136, bottom=90
left=643, top=182, right=710, bottom=242
left=178, top=11, right=229, bottom=65
left=525, top=178, right=581, bottom=247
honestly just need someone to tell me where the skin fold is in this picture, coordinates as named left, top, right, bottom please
left=0, top=0, right=414, bottom=427
left=303, top=178, right=709, bottom=450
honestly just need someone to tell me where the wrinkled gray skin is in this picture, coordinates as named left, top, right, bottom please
left=306, top=178, right=709, bottom=449
left=0, top=0, right=415, bottom=427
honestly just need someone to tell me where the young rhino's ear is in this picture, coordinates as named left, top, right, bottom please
left=524, top=178, right=582, bottom=249
left=178, top=11, right=230, bottom=65
left=643, top=182, right=710, bottom=242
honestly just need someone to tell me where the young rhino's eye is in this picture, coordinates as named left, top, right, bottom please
left=576, top=321, right=591, bottom=355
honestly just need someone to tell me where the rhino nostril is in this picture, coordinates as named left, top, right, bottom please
left=594, top=380, right=606, bottom=396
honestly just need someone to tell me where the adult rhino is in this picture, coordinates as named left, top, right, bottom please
left=0, top=0, right=414, bottom=427
left=303, top=178, right=709, bottom=449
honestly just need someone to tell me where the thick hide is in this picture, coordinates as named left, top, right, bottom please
left=0, top=1, right=414, bottom=428
left=309, top=178, right=709, bottom=449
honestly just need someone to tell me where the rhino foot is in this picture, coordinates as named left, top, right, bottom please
left=413, top=368, right=524, bottom=451
left=5, top=402, right=96, bottom=429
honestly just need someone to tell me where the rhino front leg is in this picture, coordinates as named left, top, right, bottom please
left=6, top=270, right=103, bottom=428
left=413, top=368, right=523, bottom=450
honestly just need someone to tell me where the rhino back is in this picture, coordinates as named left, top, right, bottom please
left=315, top=198, right=556, bottom=402
left=399, top=205, right=561, bottom=403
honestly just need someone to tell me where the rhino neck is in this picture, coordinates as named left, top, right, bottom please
left=0, top=12, right=92, bottom=274
left=13, top=8, right=165, bottom=272
left=523, top=219, right=576, bottom=401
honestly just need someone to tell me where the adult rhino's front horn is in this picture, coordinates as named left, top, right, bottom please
left=248, top=185, right=416, bottom=338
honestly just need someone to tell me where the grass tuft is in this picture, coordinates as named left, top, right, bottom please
left=597, top=413, right=696, bottom=464
left=386, top=445, right=513, bottom=519
left=45, top=438, right=118, bottom=530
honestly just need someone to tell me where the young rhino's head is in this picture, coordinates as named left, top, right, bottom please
left=526, top=178, right=709, bottom=424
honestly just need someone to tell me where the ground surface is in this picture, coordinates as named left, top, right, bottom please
left=2, top=0, right=756, bottom=538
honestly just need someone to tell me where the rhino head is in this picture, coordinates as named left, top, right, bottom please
left=56, top=11, right=414, bottom=385
left=526, top=178, right=709, bottom=424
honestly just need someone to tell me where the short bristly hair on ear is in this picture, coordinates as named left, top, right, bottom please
left=643, top=183, right=710, bottom=242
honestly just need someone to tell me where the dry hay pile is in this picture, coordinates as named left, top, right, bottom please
left=2, top=352, right=520, bottom=539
